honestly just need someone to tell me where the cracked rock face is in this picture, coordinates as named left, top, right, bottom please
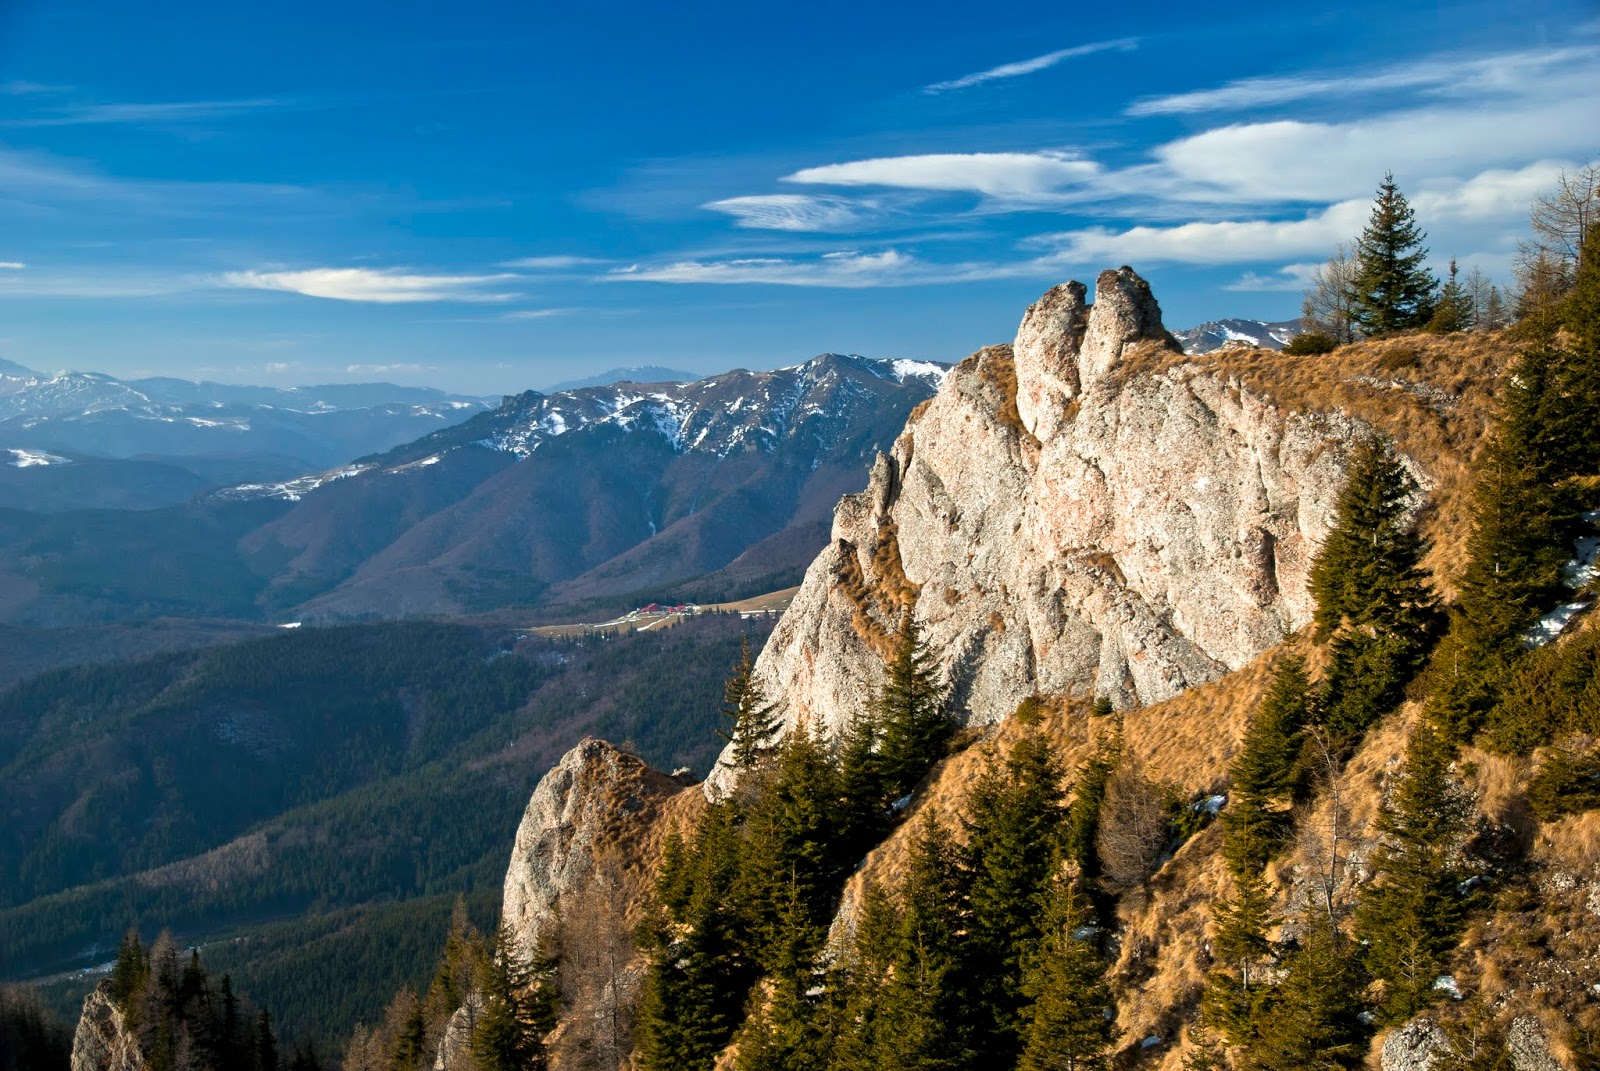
left=709, top=268, right=1383, bottom=792
left=501, top=739, right=681, bottom=960
left=70, top=986, right=144, bottom=1071
left=1382, top=1017, right=1452, bottom=1071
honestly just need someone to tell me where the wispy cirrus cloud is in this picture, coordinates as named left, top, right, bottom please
left=923, top=38, right=1138, bottom=93
left=703, top=193, right=879, bottom=231
left=500, top=255, right=611, bottom=270
left=0, top=261, right=23, bottom=270
left=2, top=97, right=287, bottom=128
left=221, top=267, right=518, bottom=303
left=1127, top=44, right=1599, bottom=116
left=346, top=362, right=436, bottom=375
left=784, top=151, right=1100, bottom=203
left=613, top=250, right=920, bottom=287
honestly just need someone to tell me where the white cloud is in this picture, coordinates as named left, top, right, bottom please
left=923, top=38, right=1138, bottom=93
left=1031, top=199, right=1372, bottom=266
left=2, top=97, right=285, bottom=128
left=264, top=362, right=293, bottom=374
left=613, top=250, right=918, bottom=287
left=221, top=267, right=518, bottom=304
left=1149, top=96, right=1595, bottom=204
left=503, top=308, right=580, bottom=320
left=1224, top=264, right=1322, bottom=291
left=0, top=262, right=23, bottom=270
left=1127, top=45, right=1598, bottom=116
left=784, top=151, right=1100, bottom=202
left=346, top=363, right=435, bottom=375
left=501, top=255, right=610, bottom=269
left=704, top=193, right=877, bottom=231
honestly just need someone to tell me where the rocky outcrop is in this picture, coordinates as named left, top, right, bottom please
left=433, top=992, right=484, bottom=1071
left=1382, top=1017, right=1452, bottom=1071
left=501, top=739, right=684, bottom=960
left=70, top=986, right=143, bottom=1071
left=1507, top=1017, right=1562, bottom=1071
left=710, top=268, right=1380, bottom=789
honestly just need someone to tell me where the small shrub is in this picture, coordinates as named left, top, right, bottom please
left=1013, top=695, right=1043, bottom=726
left=1283, top=332, right=1337, bottom=355
left=1527, top=744, right=1600, bottom=820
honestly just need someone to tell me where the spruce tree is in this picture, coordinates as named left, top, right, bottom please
left=1017, top=882, right=1114, bottom=1071
left=636, top=802, right=756, bottom=1071
left=834, top=711, right=889, bottom=865
left=1222, top=657, right=1310, bottom=874
left=1247, top=918, right=1368, bottom=1071
left=719, top=637, right=781, bottom=770
left=1310, top=437, right=1438, bottom=740
left=1062, top=724, right=1121, bottom=921
left=1355, top=722, right=1473, bottom=1023
left=869, top=815, right=972, bottom=1071
left=962, top=734, right=1069, bottom=1060
left=734, top=881, right=835, bottom=1071
left=470, top=922, right=553, bottom=1071
left=876, top=615, right=951, bottom=799
left=1202, top=871, right=1276, bottom=1048
left=1428, top=258, right=1474, bottom=333
left=738, top=728, right=844, bottom=969
left=1348, top=172, right=1437, bottom=335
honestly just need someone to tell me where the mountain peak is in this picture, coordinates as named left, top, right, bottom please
left=1174, top=317, right=1302, bottom=354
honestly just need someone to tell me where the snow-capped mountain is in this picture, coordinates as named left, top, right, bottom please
left=0, top=354, right=945, bottom=625
left=1173, top=318, right=1301, bottom=354
left=0, top=361, right=494, bottom=479
left=542, top=365, right=697, bottom=393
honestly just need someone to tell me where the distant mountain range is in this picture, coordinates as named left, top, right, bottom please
left=0, top=354, right=944, bottom=625
left=542, top=365, right=697, bottom=392
left=1173, top=318, right=1301, bottom=354
left=0, top=359, right=494, bottom=509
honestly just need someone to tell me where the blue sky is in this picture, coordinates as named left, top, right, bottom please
left=0, top=0, right=1595, bottom=394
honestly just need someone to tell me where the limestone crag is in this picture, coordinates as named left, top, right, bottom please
left=433, top=992, right=484, bottom=1071
left=501, top=738, right=682, bottom=960
left=1381, top=1017, right=1452, bottom=1071
left=70, top=985, right=144, bottom=1071
left=711, top=267, right=1390, bottom=790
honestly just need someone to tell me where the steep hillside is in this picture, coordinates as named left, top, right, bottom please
left=411, top=265, right=1600, bottom=1071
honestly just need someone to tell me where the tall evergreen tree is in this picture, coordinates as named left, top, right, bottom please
left=470, top=921, right=555, bottom=1071
left=1310, top=437, right=1438, bottom=740
left=869, top=815, right=973, bottom=1071
left=719, top=637, right=781, bottom=770
left=1348, top=172, right=1437, bottom=335
left=637, top=802, right=757, bottom=1071
left=1222, top=657, right=1311, bottom=874
left=1017, top=882, right=1113, bottom=1071
left=1355, top=722, right=1474, bottom=1023
left=1202, top=871, right=1277, bottom=1048
left=1062, top=724, right=1121, bottom=922
left=876, top=615, right=951, bottom=799
left=1246, top=918, right=1368, bottom=1071
left=962, top=734, right=1069, bottom=1060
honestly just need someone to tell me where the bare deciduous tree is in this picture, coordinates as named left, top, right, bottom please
left=1514, top=161, right=1600, bottom=317
left=1301, top=242, right=1359, bottom=343
left=1296, top=728, right=1349, bottom=925
left=1096, top=761, right=1171, bottom=898
left=556, top=857, right=641, bottom=1071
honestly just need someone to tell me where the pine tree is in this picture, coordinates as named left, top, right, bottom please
left=1310, top=437, right=1438, bottom=740
left=876, top=615, right=951, bottom=799
left=734, top=880, right=835, bottom=1071
left=1348, top=172, right=1437, bottom=335
left=470, top=921, right=554, bottom=1071
left=1356, top=722, right=1473, bottom=1023
left=962, top=734, right=1069, bottom=1060
left=109, top=930, right=150, bottom=1012
left=1017, top=882, right=1114, bottom=1071
left=718, top=637, right=781, bottom=770
left=738, top=728, right=844, bottom=969
left=1202, top=871, right=1276, bottom=1048
left=834, top=710, right=889, bottom=865
left=637, top=802, right=757, bottom=1071
left=1427, top=258, right=1474, bottom=333
left=1062, top=724, right=1121, bottom=920
left=1247, top=918, right=1368, bottom=1071
left=869, top=815, right=972, bottom=1071
left=1222, top=657, right=1310, bottom=874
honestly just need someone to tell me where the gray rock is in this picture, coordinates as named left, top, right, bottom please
left=70, top=986, right=144, bottom=1071
left=501, top=739, right=681, bottom=960
left=1507, top=1016, right=1562, bottom=1071
left=433, top=991, right=483, bottom=1071
left=707, top=268, right=1390, bottom=794
left=1382, top=1017, right=1452, bottom=1071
